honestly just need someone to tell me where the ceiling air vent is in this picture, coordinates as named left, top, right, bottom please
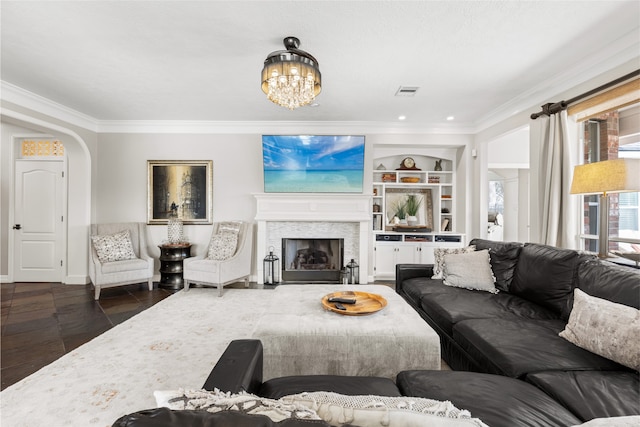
left=395, top=86, right=419, bottom=97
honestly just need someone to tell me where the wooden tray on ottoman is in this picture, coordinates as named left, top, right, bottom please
left=321, top=291, right=387, bottom=315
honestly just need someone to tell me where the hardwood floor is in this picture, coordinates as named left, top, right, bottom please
left=1, top=282, right=177, bottom=390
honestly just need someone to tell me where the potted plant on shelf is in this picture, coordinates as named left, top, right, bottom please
left=392, top=200, right=407, bottom=225
left=405, top=194, right=423, bottom=226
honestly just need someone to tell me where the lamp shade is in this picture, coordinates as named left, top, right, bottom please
left=570, top=158, right=640, bottom=195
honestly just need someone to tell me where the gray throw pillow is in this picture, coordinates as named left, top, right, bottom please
left=442, top=249, right=498, bottom=294
left=432, top=246, right=476, bottom=279
left=560, top=289, right=639, bottom=371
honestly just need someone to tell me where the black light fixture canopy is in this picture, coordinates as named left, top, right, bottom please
left=261, top=36, right=322, bottom=110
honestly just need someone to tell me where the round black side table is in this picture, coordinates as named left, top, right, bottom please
left=158, top=243, right=192, bottom=289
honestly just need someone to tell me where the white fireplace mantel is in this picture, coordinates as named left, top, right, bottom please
left=254, top=193, right=372, bottom=284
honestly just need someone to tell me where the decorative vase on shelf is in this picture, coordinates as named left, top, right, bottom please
left=407, top=215, right=418, bottom=226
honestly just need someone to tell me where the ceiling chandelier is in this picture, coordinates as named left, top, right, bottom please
left=261, top=36, right=322, bottom=110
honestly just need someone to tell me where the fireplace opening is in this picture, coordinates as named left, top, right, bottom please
left=282, top=238, right=344, bottom=283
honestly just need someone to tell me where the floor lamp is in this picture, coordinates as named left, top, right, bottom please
left=570, top=158, right=640, bottom=258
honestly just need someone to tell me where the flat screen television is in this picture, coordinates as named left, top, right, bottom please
left=262, top=135, right=365, bottom=193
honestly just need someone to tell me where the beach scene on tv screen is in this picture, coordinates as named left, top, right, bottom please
left=262, top=135, right=365, bottom=193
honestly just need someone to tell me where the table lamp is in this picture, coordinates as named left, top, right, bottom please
left=570, top=158, right=640, bottom=258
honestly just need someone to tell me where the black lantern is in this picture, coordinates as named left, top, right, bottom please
left=346, top=259, right=359, bottom=284
left=263, top=246, right=280, bottom=285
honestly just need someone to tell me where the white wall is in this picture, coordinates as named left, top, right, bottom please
left=488, top=128, right=529, bottom=169
left=96, top=133, right=264, bottom=275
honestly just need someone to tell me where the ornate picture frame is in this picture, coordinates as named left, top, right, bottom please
left=147, top=160, right=213, bottom=225
left=384, top=188, right=433, bottom=230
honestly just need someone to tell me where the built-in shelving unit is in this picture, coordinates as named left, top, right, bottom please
left=371, top=154, right=464, bottom=279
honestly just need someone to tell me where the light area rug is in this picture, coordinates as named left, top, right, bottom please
left=0, top=288, right=268, bottom=427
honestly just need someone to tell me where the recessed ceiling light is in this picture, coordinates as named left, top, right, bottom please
left=308, top=103, right=320, bottom=107
left=446, top=116, right=455, bottom=121
left=398, top=115, right=406, bottom=120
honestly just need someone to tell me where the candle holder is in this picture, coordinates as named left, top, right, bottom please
left=346, top=259, right=359, bottom=284
left=263, top=246, right=280, bottom=285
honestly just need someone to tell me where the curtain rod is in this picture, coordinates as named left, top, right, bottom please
left=530, top=69, right=640, bottom=120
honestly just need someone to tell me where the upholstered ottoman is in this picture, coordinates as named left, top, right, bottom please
left=251, top=284, right=441, bottom=380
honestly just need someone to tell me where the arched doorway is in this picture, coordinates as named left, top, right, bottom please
left=2, top=109, right=92, bottom=284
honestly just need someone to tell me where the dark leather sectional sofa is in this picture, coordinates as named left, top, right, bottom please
left=396, top=239, right=640, bottom=423
left=114, top=239, right=639, bottom=426
left=114, top=339, right=586, bottom=427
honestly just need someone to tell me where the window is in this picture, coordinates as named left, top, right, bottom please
left=619, top=192, right=639, bottom=241
left=577, top=103, right=640, bottom=253
left=488, top=180, right=504, bottom=217
left=21, top=140, right=64, bottom=157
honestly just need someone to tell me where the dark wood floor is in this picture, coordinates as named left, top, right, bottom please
left=1, top=282, right=177, bottom=391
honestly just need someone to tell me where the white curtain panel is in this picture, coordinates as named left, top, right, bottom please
left=538, top=110, right=578, bottom=248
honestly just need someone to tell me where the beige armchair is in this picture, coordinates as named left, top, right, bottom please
left=183, top=221, right=253, bottom=296
left=89, top=222, right=154, bottom=300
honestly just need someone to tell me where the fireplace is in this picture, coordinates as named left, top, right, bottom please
left=282, top=238, right=344, bottom=283
left=254, top=193, right=371, bottom=285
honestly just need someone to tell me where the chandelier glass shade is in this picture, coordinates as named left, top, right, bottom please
left=261, top=37, right=321, bottom=110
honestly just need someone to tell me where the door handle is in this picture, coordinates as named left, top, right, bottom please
left=13, top=224, right=21, bottom=230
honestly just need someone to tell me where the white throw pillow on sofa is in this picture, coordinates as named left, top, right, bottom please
left=432, top=246, right=476, bottom=279
left=560, top=289, right=639, bottom=371
left=442, top=249, right=498, bottom=294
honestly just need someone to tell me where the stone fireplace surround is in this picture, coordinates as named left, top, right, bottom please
left=254, top=193, right=371, bottom=285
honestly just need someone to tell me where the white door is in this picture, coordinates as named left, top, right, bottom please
left=13, top=160, right=65, bottom=282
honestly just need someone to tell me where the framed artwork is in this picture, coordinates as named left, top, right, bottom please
left=147, top=160, right=213, bottom=225
left=384, top=188, right=433, bottom=230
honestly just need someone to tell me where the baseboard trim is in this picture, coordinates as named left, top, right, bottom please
left=65, top=275, right=90, bottom=285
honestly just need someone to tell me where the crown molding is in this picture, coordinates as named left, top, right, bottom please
left=95, top=119, right=474, bottom=135
left=1, top=80, right=475, bottom=134
left=1, top=81, right=99, bottom=132
left=474, top=30, right=640, bottom=133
